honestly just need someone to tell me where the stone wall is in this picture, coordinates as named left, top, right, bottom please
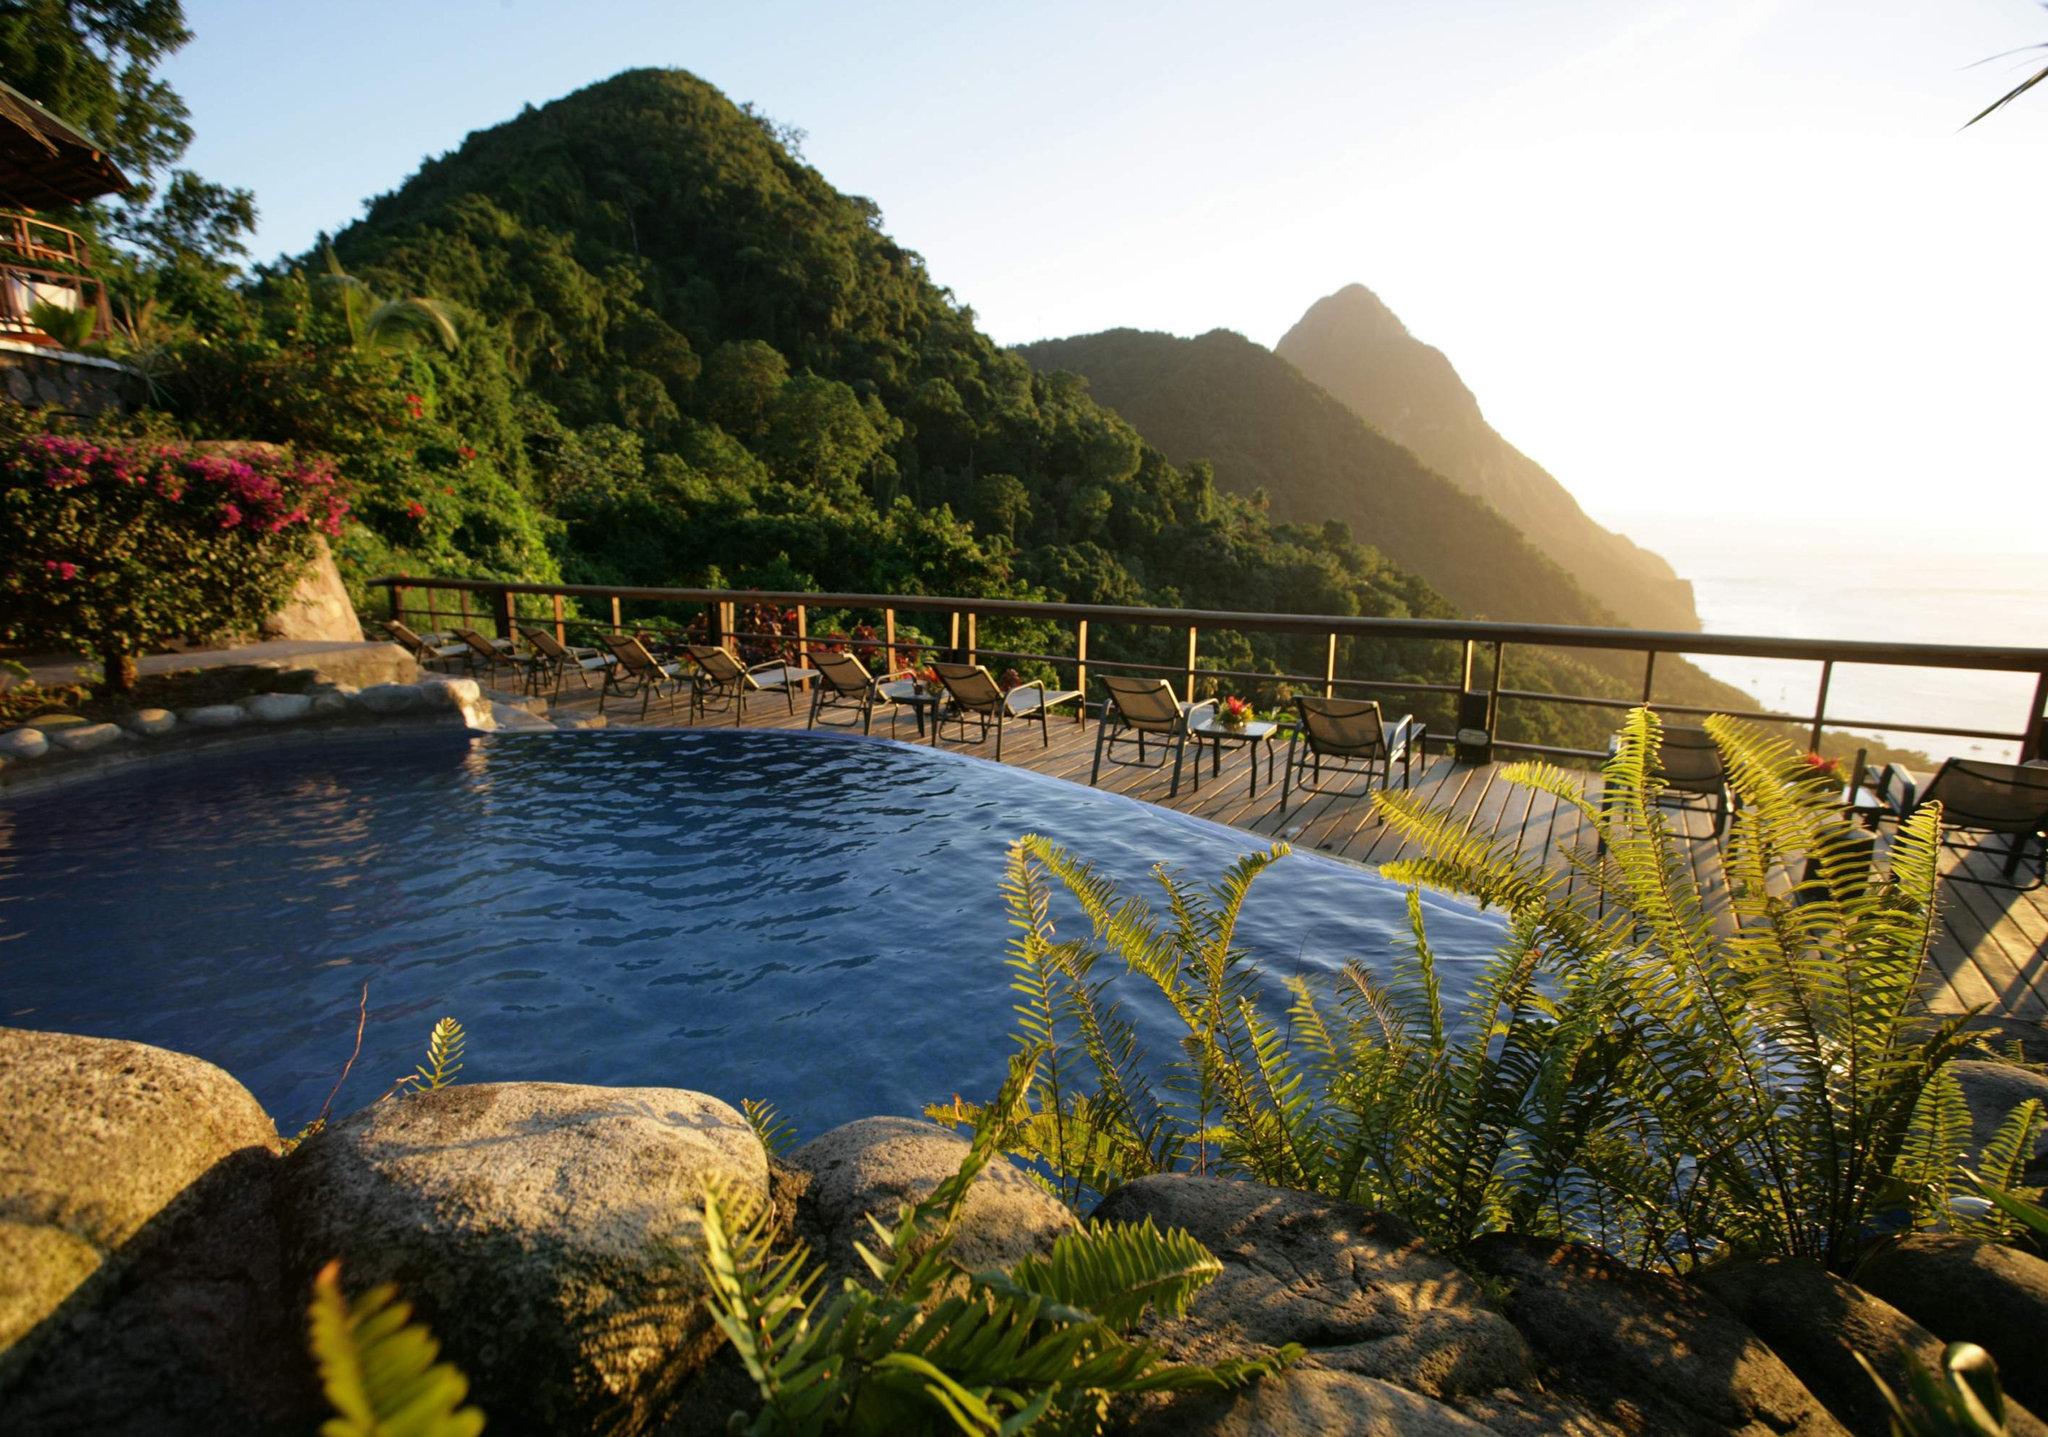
left=260, top=536, right=363, bottom=644
left=0, top=342, right=145, bottom=417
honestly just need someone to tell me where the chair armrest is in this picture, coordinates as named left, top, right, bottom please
left=1180, top=698, right=1218, bottom=732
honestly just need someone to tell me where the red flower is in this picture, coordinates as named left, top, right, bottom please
left=457, top=446, right=476, bottom=461
left=406, top=500, right=428, bottom=520
left=43, top=560, right=77, bottom=581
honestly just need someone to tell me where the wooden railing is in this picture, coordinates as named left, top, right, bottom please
left=369, top=575, right=2048, bottom=764
left=0, top=212, right=111, bottom=346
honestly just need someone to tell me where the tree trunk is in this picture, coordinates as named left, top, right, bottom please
left=102, top=640, right=138, bottom=697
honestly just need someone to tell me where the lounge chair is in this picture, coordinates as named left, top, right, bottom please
left=929, top=661, right=1081, bottom=760
left=599, top=633, right=689, bottom=718
left=1906, top=758, right=2048, bottom=889
left=807, top=650, right=910, bottom=734
left=384, top=619, right=468, bottom=673
left=683, top=644, right=815, bottom=726
left=1089, top=675, right=1209, bottom=795
left=520, top=625, right=616, bottom=702
left=454, top=626, right=543, bottom=693
left=1278, top=696, right=1423, bottom=811
left=1600, top=723, right=1731, bottom=838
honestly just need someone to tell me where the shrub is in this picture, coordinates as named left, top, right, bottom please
left=938, top=711, right=1982, bottom=1274
left=0, top=434, right=348, bottom=694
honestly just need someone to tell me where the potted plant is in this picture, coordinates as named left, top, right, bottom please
left=1218, top=695, right=1252, bottom=730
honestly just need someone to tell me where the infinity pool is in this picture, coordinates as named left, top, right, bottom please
left=0, top=728, right=1506, bottom=1136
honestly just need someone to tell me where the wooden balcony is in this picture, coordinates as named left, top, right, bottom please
left=372, top=575, right=2048, bottom=1022
left=0, top=212, right=111, bottom=347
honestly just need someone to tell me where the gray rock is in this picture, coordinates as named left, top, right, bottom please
left=354, top=682, right=423, bottom=714
left=1135, top=1367, right=1501, bottom=1436
left=19, top=713, right=87, bottom=731
left=122, top=708, right=177, bottom=737
left=48, top=721, right=124, bottom=753
left=1855, top=1235, right=2048, bottom=1414
left=242, top=692, right=313, bottom=723
left=788, top=1116, right=1076, bottom=1287
left=1092, top=1176, right=1530, bottom=1400
left=0, top=1027, right=281, bottom=1401
left=560, top=712, right=609, bottom=730
left=0, top=726, right=49, bottom=759
left=1466, top=1233, right=1846, bottom=1436
left=489, top=700, right=555, bottom=731
left=1951, top=1059, right=2048, bottom=1182
left=181, top=703, right=246, bottom=729
left=284, top=1082, right=768, bottom=1434
left=309, top=691, right=353, bottom=716
left=1694, top=1255, right=2047, bottom=1437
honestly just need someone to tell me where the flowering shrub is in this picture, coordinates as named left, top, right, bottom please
left=0, top=434, right=349, bottom=693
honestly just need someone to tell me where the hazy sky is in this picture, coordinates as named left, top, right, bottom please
left=168, top=0, right=2048, bottom=540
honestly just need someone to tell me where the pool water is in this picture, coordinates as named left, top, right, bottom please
left=0, top=728, right=1507, bottom=1137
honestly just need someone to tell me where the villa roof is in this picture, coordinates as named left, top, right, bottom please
left=0, top=81, right=129, bottom=210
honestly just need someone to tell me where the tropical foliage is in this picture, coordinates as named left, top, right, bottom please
left=934, top=710, right=1998, bottom=1274
left=1859, top=1342, right=2012, bottom=1437
left=700, top=1048, right=1298, bottom=1435
left=306, top=1259, right=485, bottom=1437
left=0, top=432, right=348, bottom=692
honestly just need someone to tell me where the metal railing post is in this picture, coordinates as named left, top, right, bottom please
left=883, top=608, right=897, bottom=669
left=1641, top=650, right=1657, bottom=704
left=1324, top=633, right=1338, bottom=698
left=948, top=611, right=961, bottom=654
left=489, top=586, right=514, bottom=641
left=553, top=593, right=566, bottom=646
left=964, top=612, right=977, bottom=665
left=387, top=583, right=404, bottom=623
left=1074, top=618, right=1089, bottom=721
left=793, top=604, right=808, bottom=665
left=1810, top=660, right=1834, bottom=752
left=1489, top=642, right=1506, bottom=730
left=609, top=595, right=622, bottom=631
left=1185, top=626, right=1199, bottom=699
left=2026, top=670, right=2048, bottom=762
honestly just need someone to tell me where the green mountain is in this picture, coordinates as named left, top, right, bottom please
left=1015, top=327, right=1617, bottom=627
left=1276, top=284, right=1698, bottom=632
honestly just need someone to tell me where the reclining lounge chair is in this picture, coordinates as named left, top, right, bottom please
left=1907, top=758, right=2048, bottom=890
left=1279, top=696, right=1423, bottom=811
left=520, top=625, right=617, bottom=703
left=807, top=650, right=910, bottom=734
left=684, top=644, right=814, bottom=726
left=929, top=661, right=1081, bottom=760
left=1089, top=675, right=1210, bottom=795
left=599, top=633, right=689, bottom=719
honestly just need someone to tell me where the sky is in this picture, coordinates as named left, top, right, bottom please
left=167, top=0, right=2048, bottom=543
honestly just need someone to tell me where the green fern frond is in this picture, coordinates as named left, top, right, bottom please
left=414, top=1018, right=465, bottom=1091
left=985, top=1218, right=1222, bottom=1329
left=307, top=1260, right=484, bottom=1437
left=740, top=1099, right=797, bottom=1159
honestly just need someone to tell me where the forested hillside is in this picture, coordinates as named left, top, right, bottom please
left=1017, top=328, right=1614, bottom=626
left=1278, top=284, right=1700, bottom=632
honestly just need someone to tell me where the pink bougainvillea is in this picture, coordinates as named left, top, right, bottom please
left=0, top=436, right=352, bottom=694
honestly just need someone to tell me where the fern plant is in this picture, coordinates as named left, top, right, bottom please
left=700, top=1047, right=1298, bottom=1434
left=741, top=1097, right=797, bottom=1158
left=307, top=1260, right=484, bottom=1437
left=411, top=1018, right=466, bottom=1091
left=1889, top=1070, right=2043, bottom=1240
left=944, top=710, right=1975, bottom=1274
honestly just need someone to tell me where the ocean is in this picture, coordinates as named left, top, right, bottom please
left=1609, top=516, right=2048, bottom=768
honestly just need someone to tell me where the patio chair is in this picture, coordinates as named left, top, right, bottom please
left=599, top=633, right=689, bottom=718
left=1089, top=675, right=1210, bottom=795
left=683, top=644, right=815, bottom=726
left=1906, top=758, right=2048, bottom=889
left=1601, top=723, right=1731, bottom=837
left=520, top=625, right=616, bottom=703
left=454, top=626, right=544, bottom=694
left=1278, top=696, right=1423, bottom=811
left=930, top=661, right=1082, bottom=760
left=383, top=619, right=467, bottom=674
left=806, top=650, right=911, bottom=734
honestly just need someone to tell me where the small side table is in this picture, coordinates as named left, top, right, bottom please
left=877, top=680, right=949, bottom=738
left=1185, top=718, right=1282, bottom=799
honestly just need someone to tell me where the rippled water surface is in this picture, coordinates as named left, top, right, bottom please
left=0, top=729, right=1506, bottom=1134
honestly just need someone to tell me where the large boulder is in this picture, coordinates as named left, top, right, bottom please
left=786, top=1116, right=1076, bottom=1286
left=1466, top=1234, right=1846, bottom=1436
left=261, top=534, right=364, bottom=644
left=1854, top=1235, right=2048, bottom=1415
left=0, top=1028, right=294, bottom=1433
left=1694, top=1255, right=2047, bottom=1437
left=1091, top=1176, right=1531, bottom=1401
left=1950, top=1059, right=2048, bottom=1183
left=1134, top=1367, right=1502, bottom=1436
left=284, top=1082, right=768, bottom=1435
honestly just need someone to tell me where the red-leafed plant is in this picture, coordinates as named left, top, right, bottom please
left=0, top=434, right=350, bottom=695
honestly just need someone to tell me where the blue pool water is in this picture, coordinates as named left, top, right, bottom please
left=0, top=729, right=1507, bottom=1136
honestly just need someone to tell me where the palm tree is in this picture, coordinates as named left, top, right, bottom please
left=317, top=245, right=459, bottom=353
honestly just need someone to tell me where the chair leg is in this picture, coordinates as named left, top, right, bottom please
left=1091, top=722, right=1109, bottom=786
left=808, top=684, right=821, bottom=730
left=1169, top=736, right=1186, bottom=797
left=994, top=713, right=1004, bottom=762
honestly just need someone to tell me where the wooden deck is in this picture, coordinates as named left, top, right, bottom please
left=532, top=681, right=2048, bottom=1023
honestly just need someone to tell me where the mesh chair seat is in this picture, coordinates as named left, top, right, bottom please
left=684, top=644, right=814, bottom=725
left=1913, top=758, right=2048, bottom=889
left=1090, top=676, right=1207, bottom=793
left=1280, top=696, right=1420, bottom=810
left=599, top=634, right=688, bottom=718
left=808, top=650, right=909, bottom=734
left=929, top=661, right=1079, bottom=759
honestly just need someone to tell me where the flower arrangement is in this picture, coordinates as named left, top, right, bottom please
left=1218, top=695, right=1252, bottom=729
